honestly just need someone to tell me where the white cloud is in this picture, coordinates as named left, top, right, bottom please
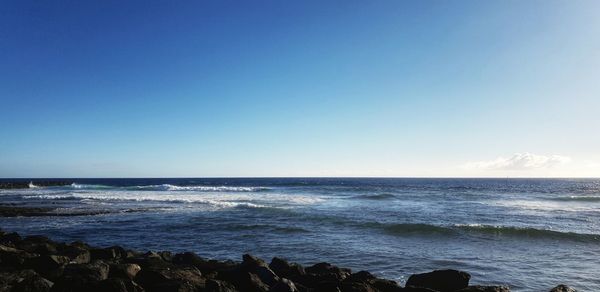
left=462, top=153, right=572, bottom=171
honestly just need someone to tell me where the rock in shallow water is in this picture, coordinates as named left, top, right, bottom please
left=269, top=257, right=306, bottom=279
left=405, top=269, right=471, bottom=292
left=550, top=284, right=577, bottom=292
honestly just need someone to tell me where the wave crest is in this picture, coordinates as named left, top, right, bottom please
left=69, top=183, right=269, bottom=192
left=357, top=222, right=600, bottom=242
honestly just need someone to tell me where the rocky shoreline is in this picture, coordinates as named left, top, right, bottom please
left=0, top=231, right=577, bottom=292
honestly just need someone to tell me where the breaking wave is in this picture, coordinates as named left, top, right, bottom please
left=22, top=193, right=269, bottom=209
left=339, top=221, right=600, bottom=242
left=69, top=183, right=270, bottom=192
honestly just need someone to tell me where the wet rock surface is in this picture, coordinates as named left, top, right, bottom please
left=0, top=230, right=578, bottom=291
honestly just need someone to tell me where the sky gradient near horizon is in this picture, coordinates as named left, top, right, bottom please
left=1, top=1, right=599, bottom=178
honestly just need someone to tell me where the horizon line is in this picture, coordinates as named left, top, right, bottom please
left=1, top=176, right=599, bottom=180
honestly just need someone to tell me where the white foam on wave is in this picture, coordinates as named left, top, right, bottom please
left=23, top=193, right=268, bottom=209
left=22, top=189, right=323, bottom=210
left=69, top=183, right=270, bottom=192
left=139, top=184, right=270, bottom=192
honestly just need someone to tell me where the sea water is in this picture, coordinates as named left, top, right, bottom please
left=1, top=178, right=598, bottom=291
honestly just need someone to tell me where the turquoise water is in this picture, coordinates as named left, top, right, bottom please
left=1, top=178, right=599, bottom=291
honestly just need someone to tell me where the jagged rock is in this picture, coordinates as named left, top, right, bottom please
left=550, top=285, right=577, bottom=292
left=69, top=241, right=91, bottom=250
left=59, top=245, right=90, bottom=264
left=206, top=279, right=238, bottom=292
left=17, top=236, right=58, bottom=255
left=405, top=270, right=470, bottom=292
left=109, top=263, right=142, bottom=280
left=24, top=255, right=70, bottom=280
left=306, top=262, right=351, bottom=281
left=51, top=260, right=110, bottom=291
left=135, top=265, right=204, bottom=292
left=0, top=270, right=53, bottom=292
left=157, top=251, right=173, bottom=262
left=0, top=244, right=37, bottom=268
left=342, top=271, right=402, bottom=292
left=271, top=278, right=299, bottom=292
left=173, top=252, right=205, bottom=266
left=400, top=287, right=439, bottom=292
left=341, top=281, right=377, bottom=292
left=125, top=253, right=169, bottom=270
left=311, top=280, right=341, bottom=292
left=91, top=278, right=145, bottom=292
left=91, top=247, right=122, bottom=261
left=270, top=257, right=306, bottom=279
left=240, top=254, right=280, bottom=286
left=172, top=251, right=237, bottom=275
left=143, top=251, right=162, bottom=259
left=11, top=272, right=54, bottom=292
left=457, top=285, right=510, bottom=291
left=346, top=271, right=377, bottom=283
left=218, top=271, right=269, bottom=292
left=0, top=232, right=22, bottom=246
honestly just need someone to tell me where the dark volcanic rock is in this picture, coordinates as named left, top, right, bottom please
left=340, top=281, right=377, bottom=292
left=406, top=269, right=470, bottom=292
left=306, top=262, right=351, bottom=281
left=240, top=254, right=280, bottom=287
left=90, top=247, right=124, bottom=261
left=58, top=244, right=91, bottom=264
left=92, top=278, right=145, bottom=292
left=218, top=270, right=270, bottom=292
left=173, top=252, right=236, bottom=275
left=271, top=278, right=299, bottom=292
left=457, top=285, right=510, bottom=291
left=343, top=271, right=402, bottom=292
left=135, top=264, right=204, bottom=292
left=11, top=272, right=54, bottom=292
left=400, top=287, right=439, bottom=292
left=0, top=270, right=53, bottom=292
left=109, top=263, right=142, bottom=280
left=0, top=232, right=22, bottom=246
left=206, top=279, right=238, bottom=292
left=270, top=257, right=306, bottom=279
left=24, top=255, right=70, bottom=280
left=51, top=260, right=110, bottom=291
left=550, top=284, right=577, bottom=292
left=0, top=244, right=37, bottom=268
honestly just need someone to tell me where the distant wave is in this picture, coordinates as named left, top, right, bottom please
left=351, top=193, right=396, bottom=200
left=453, top=224, right=600, bottom=241
left=346, top=221, right=600, bottom=242
left=69, top=183, right=270, bottom=192
left=549, top=195, right=600, bottom=202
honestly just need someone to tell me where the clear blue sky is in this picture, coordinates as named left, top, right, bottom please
left=1, top=0, right=599, bottom=177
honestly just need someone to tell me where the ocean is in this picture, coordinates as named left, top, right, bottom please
left=0, top=178, right=598, bottom=291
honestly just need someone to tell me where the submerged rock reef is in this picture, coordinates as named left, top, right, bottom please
left=0, top=230, right=575, bottom=292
